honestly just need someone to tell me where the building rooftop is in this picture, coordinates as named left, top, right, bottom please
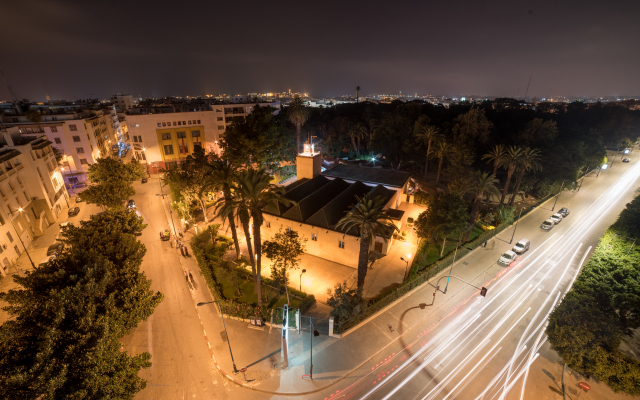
left=322, top=164, right=411, bottom=188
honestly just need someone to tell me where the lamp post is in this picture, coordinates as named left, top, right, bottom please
left=4, top=208, right=36, bottom=269
left=300, top=269, right=306, bottom=291
left=400, top=254, right=411, bottom=280
left=308, top=316, right=319, bottom=379
left=551, top=180, right=566, bottom=212
left=509, top=206, right=529, bottom=244
left=197, top=300, right=239, bottom=373
left=443, top=235, right=462, bottom=293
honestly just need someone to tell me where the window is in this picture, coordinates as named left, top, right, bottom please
left=312, top=234, right=317, bottom=241
left=54, top=137, right=61, bottom=144
left=162, top=122, right=166, bottom=127
left=157, top=123, right=162, bottom=127
left=338, top=241, right=345, bottom=249
left=218, top=126, right=224, bottom=130
left=182, top=121, right=186, bottom=125
left=90, top=145, right=93, bottom=151
left=177, top=131, right=186, bottom=138
left=136, top=135, right=142, bottom=142
left=173, top=121, right=176, bottom=126
left=76, top=147, right=84, bottom=154
left=23, top=191, right=29, bottom=202
left=7, top=232, right=13, bottom=243
left=161, top=132, right=171, bottom=140
left=216, top=108, right=222, bottom=112
left=286, top=227, right=293, bottom=233
left=72, top=136, right=81, bottom=142
left=197, top=120, right=201, bottom=124
left=14, top=245, right=20, bottom=256
left=141, top=152, right=146, bottom=161
left=133, top=136, right=138, bottom=142
left=51, top=126, right=58, bottom=132
left=69, top=124, right=77, bottom=131
left=179, top=144, right=188, bottom=154
left=80, top=159, right=88, bottom=165
left=188, top=120, right=191, bottom=125
left=0, top=213, right=4, bottom=225
left=164, top=145, right=174, bottom=155
left=266, top=221, right=271, bottom=228
left=36, top=167, right=42, bottom=179
left=217, top=117, right=223, bottom=121
left=191, top=130, right=200, bottom=137
left=178, top=121, right=181, bottom=126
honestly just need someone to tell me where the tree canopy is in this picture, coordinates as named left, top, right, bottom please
left=82, top=158, right=146, bottom=209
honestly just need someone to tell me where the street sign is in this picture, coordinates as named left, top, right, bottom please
left=578, top=382, right=591, bottom=391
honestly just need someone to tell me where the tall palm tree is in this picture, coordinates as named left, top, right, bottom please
left=416, top=125, right=442, bottom=179
left=465, top=171, right=501, bottom=241
left=348, top=123, right=367, bottom=156
left=431, top=140, right=449, bottom=190
left=498, top=146, right=523, bottom=206
left=508, top=147, right=542, bottom=206
left=202, top=160, right=242, bottom=260
left=335, top=194, right=399, bottom=296
left=235, top=168, right=291, bottom=307
left=287, top=96, right=309, bottom=154
left=482, top=144, right=507, bottom=177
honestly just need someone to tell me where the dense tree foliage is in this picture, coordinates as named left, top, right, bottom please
left=263, top=228, right=306, bottom=303
left=0, top=210, right=163, bottom=398
left=547, top=195, right=640, bottom=395
left=81, top=158, right=146, bottom=209
left=415, top=193, right=470, bottom=256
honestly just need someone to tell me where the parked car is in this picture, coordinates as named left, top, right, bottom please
left=72, top=182, right=87, bottom=189
left=550, top=213, right=563, bottom=224
left=38, top=256, right=55, bottom=267
left=622, top=158, right=631, bottom=163
left=127, top=199, right=136, bottom=209
left=541, top=219, right=555, bottom=231
left=59, top=222, right=72, bottom=229
left=46, top=242, right=65, bottom=257
left=512, top=239, right=530, bottom=254
left=75, top=195, right=84, bottom=203
left=68, top=207, right=80, bottom=216
left=558, top=207, right=570, bottom=217
left=498, top=250, right=517, bottom=266
left=142, top=178, right=148, bottom=183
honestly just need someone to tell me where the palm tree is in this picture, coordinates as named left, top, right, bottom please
left=287, top=96, right=309, bottom=154
left=202, top=160, right=242, bottom=260
left=482, top=144, right=507, bottom=177
left=465, top=171, right=501, bottom=241
left=416, top=125, right=442, bottom=179
left=235, top=168, right=291, bottom=307
left=508, top=147, right=542, bottom=206
left=348, top=123, right=367, bottom=156
left=335, top=194, right=399, bottom=296
left=431, top=140, right=449, bottom=190
left=498, top=146, right=523, bottom=206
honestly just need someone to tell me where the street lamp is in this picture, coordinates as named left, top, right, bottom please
left=4, top=208, right=36, bottom=269
left=551, top=180, right=566, bottom=212
left=197, top=300, right=239, bottom=373
left=300, top=269, right=306, bottom=291
left=596, top=163, right=608, bottom=178
left=400, top=254, right=411, bottom=280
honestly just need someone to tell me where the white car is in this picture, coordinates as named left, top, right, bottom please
left=550, top=213, right=563, bottom=224
left=498, top=250, right=517, bottom=266
left=512, top=239, right=530, bottom=254
left=541, top=219, right=555, bottom=231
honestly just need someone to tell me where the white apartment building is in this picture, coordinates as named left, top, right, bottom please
left=125, top=101, right=280, bottom=173
left=110, top=93, right=135, bottom=111
left=0, top=127, right=69, bottom=276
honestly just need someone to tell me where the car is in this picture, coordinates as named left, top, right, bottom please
left=550, top=213, right=563, bottom=224
left=623, top=158, right=631, bottom=163
left=541, top=219, right=555, bottom=231
left=512, top=239, right=530, bottom=254
left=142, top=178, right=148, bottom=183
left=68, top=207, right=80, bottom=216
left=498, top=250, right=517, bottom=266
left=127, top=199, right=136, bottom=209
left=558, top=207, right=570, bottom=217
left=75, top=195, right=84, bottom=203
left=46, top=242, right=65, bottom=257
left=38, top=256, right=56, bottom=267
left=72, top=182, right=87, bottom=189
left=59, top=221, right=72, bottom=229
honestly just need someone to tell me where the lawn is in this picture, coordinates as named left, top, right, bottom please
left=414, top=226, right=485, bottom=270
left=219, top=274, right=301, bottom=310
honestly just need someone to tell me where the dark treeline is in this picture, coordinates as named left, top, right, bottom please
left=298, top=100, right=640, bottom=198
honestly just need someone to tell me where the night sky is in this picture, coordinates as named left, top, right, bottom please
left=1, top=0, right=639, bottom=101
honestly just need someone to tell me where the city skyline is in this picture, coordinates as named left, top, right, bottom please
left=1, top=0, right=640, bottom=102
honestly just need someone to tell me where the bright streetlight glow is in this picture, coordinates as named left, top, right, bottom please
left=601, top=163, right=608, bottom=170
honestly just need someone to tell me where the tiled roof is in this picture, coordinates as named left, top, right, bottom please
left=322, top=164, right=410, bottom=188
left=282, top=178, right=351, bottom=222
left=263, top=175, right=329, bottom=216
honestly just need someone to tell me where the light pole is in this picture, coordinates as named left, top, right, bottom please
left=442, top=235, right=463, bottom=293
left=400, top=254, right=411, bottom=280
left=308, top=316, right=319, bottom=379
left=509, top=206, right=528, bottom=244
left=430, top=275, right=487, bottom=305
left=551, top=180, right=566, bottom=212
left=300, top=269, right=306, bottom=291
left=197, top=300, right=239, bottom=373
left=3, top=208, right=35, bottom=269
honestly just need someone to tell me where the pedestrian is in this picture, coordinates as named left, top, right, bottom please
left=388, top=324, right=394, bottom=332
left=483, top=239, right=488, bottom=247
left=179, top=229, right=184, bottom=238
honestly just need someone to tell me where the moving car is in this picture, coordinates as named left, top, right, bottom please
left=142, top=178, right=148, bottom=183
left=622, top=158, right=631, bottom=163
left=68, top=207, right=80, bottom=216
left=46, top=242, right=65, bottom=257
left=498, top=250, right=517, bottom=266
left=512, top=239, right=530, bottom=254
left=541, top=219, right=555, bottom=231
left=127, top=199, right=136, bottom=209
left=550, top=213, right=563, bottom=224
left=558, top=207, right=570, bottom=217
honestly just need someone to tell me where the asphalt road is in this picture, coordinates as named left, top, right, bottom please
left=313, top=157, right=640, bottom=400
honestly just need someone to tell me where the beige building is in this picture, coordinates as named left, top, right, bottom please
left=0, top=127, right=69, bottom=276
left=261, top=158, right=411, bottom=268
left=125, top=101, right=280, bottom=172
